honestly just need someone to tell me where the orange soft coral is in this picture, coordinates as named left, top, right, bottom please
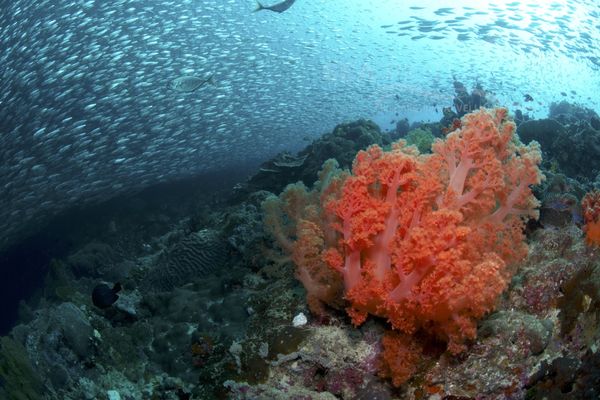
left=264, top=108, right=543, bottom=386
left=262, top=159, right=346, bottom=315
left=582, top=190, right=600, bottom=246
left=379, top=330, right=423, bottom=387
left=325, top=109, right=542, bottom=352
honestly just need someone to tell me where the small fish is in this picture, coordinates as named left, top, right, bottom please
left=524, top=94, right=533, bottom=102
left=253, top=0, right=296, bottom=13
left=92, top=282, right=122, bottom=309
left=170, top=74, right=214, bottom=92
left=434, top=7, right=454, bottom=16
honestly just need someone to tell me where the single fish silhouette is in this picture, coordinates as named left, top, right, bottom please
left=92, top=282, right=122, bottom=309
left=254, top=0, right=296, bottom=13
left=171, top=74, right=215, bottom=92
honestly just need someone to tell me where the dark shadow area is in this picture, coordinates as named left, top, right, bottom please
left=0, top=164, right=256, bottom=335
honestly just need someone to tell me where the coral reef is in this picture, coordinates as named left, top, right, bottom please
left=518, top=101, right=600, bottom=180
left=141, top=229, right=229, bottom=291
left=0, top=336, right=43, bottom=400
left=2, top=94, right=600, bottom=400
left=232, top=119, right=391, bottom=199
left=404, top=127, right=435, bottom=153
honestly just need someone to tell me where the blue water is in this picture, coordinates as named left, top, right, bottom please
left=0, top=0, right=599, bottom=249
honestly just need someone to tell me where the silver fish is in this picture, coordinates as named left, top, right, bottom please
left=170, top=74, right=214, bottom=92
left=253, top=0, right=296, bottom=13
